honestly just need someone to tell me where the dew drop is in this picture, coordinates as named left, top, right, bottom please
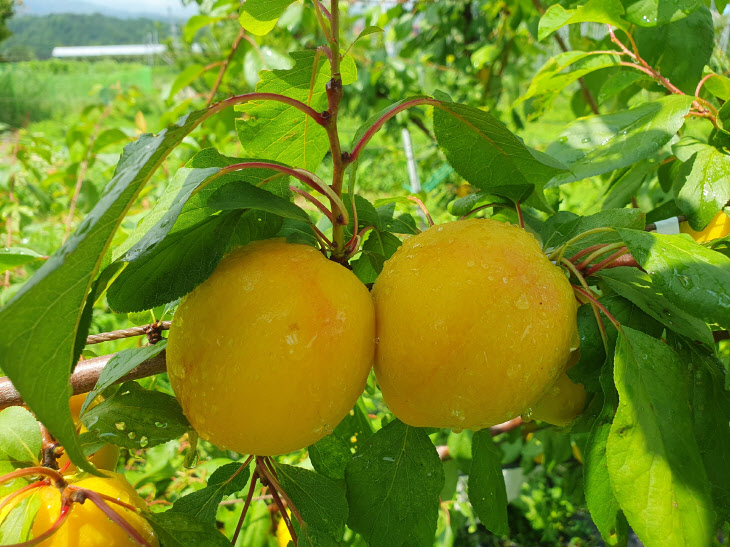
left=139, top=436, right=148, bottom=448
left=323, top=423, right=333, bottom=435
left=515, top=294, right=530, bottom=310
left=114, top=422, right=126, bottom=431
left=127, top=431, right=137, bottom=440
left=452, top=427, right=463, bottom=434
left=521, top=409, right=534, bottom=423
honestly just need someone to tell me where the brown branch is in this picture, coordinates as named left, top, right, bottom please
left=0, top=352, right=167, bottom=410
left=85, top=321, right=171, bottom=345
left=207, top=28, right=247, bottom=107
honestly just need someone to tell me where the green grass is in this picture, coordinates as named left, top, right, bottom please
left=0, top=60, right=173, bottom=127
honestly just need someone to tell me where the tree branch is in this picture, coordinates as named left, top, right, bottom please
left=0, top=352, right=167, bottom=410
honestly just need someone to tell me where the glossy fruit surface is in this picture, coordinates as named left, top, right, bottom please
left=57, top=393, right=119, bottom=472
left=3, top=472, right=157, bottom=546
left=167, top=239, right=375, bottom=456
left=531, top=351, right=586, bottom=426
left=680, top=211, right=730, bottom=242
left=373, top=219, right=579, bottom=430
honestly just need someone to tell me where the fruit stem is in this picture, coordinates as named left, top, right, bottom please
left=514, top=200, right=524, bottom=229
left=584, top=247, right=631, bottom=277
left=78, top=488, right=151, bottom=547
left=572, top=285, right=621, bottom=331
left=575, top=242, right=625, bottom=271
left=290, top=186, right=334, bottom=223
left=407, top=196, right=434, bottom=227
left=232, top=469, right=259, bottom=546
left=458, top=203, right=503, bottom=220
left=559, top=258, right=596, bottom=298
left=0, top=467, right=66, bottom=487
left=548, top=227, right=615, bottom=263
left=257, top=458, right=299, bottom=545
left=567, top=244, right=609, bottom=264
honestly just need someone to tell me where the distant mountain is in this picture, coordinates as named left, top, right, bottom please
left=16, top=0, right=197, bottom=20
left=2, top=13, right=177, bottom=59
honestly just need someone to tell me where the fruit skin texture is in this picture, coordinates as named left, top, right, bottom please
left=531, top=351, right=587, bottom=427
left=373, top=219, right=579, bottom=431
left=57, top=393, right=119, bottom=472
left=167, top=239, right=375, bottom=456
left=3, top=472, right=157, bottom=546
left=680, top=211, right=730, bottom=242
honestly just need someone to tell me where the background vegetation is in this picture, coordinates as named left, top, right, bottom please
left=1, top=0, right=730, bottom=545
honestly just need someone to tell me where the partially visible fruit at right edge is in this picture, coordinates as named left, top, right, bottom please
left=531, top=350, right=587, bottom=427
left=680, top=210, right=730, bottom=242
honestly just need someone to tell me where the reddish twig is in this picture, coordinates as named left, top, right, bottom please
left=407, top=196, right=434, bottom=227
left=207, top=28, right=247, bottom=107
left=290, top=186, right=333, bottom=222
left=584, top=247, right=630, bottom=276
left=572, top=286, right=621, bottom=330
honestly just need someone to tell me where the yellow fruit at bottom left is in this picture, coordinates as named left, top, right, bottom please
left=3, top=472, right=157, bottom=546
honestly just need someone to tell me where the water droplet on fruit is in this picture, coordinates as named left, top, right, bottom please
left=515, top=294, right=530, bottom=310
left=128, top=431, right=137, bottom=440
left=521, top=409, right=534, bottom=423
left=502, top=276, right=508, bottom=283
left=452, top=427, right=463, bottom=434
left=139, top=436, right=149, bottom=447
left=323, top=423, right=333, bottom=435
left=115, top=422, right=126, bottom=431
left=466, top=260, right=474, bottom=267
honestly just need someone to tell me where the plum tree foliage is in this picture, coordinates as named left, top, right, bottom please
left=1, top=0, right=730, bottom=545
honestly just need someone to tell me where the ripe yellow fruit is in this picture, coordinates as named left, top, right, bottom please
left=167, top=239, right=375, bottom=456
left=2, top=473, right=157, bottom=546
left=680, top=211, right=730, bottom=242
left=531, top=351, right=587, bottom=427
left=57, top=393, right=119, bottom=472
left=373, top=219, right=579, bottom=431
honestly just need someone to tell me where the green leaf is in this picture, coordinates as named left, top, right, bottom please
left=701, top=69, right=730, bottom=101
left=345, top=420, right=444, bottom=547
left=309, top=435, right=351, bottom=481
left=546, top=95, right=694, bottom=186
left=0, top=407, right=42, bottom=464
left=0, top=105, right=223, bottom=472
left=674, top=145, right=730, bottom=231
left=597, top=267, right=713, bottom=345
left=183, top=14, right=225, bottom=42
left=0, top=247, right=44, bottom=274
left=80, top=342, right=168, bottom=415
left=622, top=0, right=704, bottom=27
left=669, top=335, right=730, bottom=524
left=207, top=180, right=310, bottom=221
left=171, top=462, right=250, bottom=526
left=607, top=327, right=713, bottom=546
left=542, top=208, right=645, bottom=255
left=168, top=64, right=209, bottom=100
left=91, top=128, right=130, bottom=154
left=633, top=7, right=714, bottom=93
left=538, top=0, right=628, bottom=40
left=598, top=71, right=653, bottom=104
left=115, top=149, right=286, bottom=261
left=600, top=160, right=654, bottom=210
left=351, top=25, right=383, bottom=47
left=276, top=218, right=318, bottom=246
left=148, top=511, right=231, bottom=546
left=584, top=361, right=628, bottom=545
left=82, top=381, right=189, bottom=449
left=239, top=0, right=296, bottom=36
left=0, top=492, right=40, bottom=544
left=351, top=229, right=402, bottom=284
left=467, top=430, right=508, bottom=536
left=236, top=51, right=356, bottom=173
left=617, top=228, right=730, bottom=329
left=433, top=101, right=568, bottom=205
left=519, top=52, right=621, bottom=117
left=107, top=211, right=242, bottom=313
left=275, top=464, right=349, bottom=541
